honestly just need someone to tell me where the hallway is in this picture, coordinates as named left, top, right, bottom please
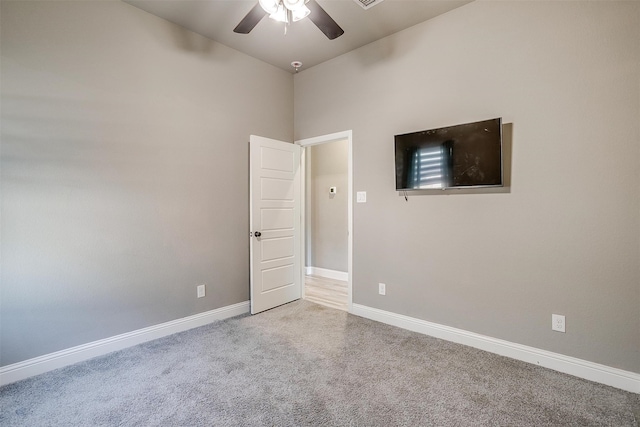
left=304, top=275, right=348, bottom=311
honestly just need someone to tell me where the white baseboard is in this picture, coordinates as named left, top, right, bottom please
left=306, top=266, right=348, bottom=282
left=0, top=301, right=250, bottom=386
left=351, top=303, right=640, bottom=394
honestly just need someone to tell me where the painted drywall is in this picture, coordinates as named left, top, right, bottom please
left=294, top=1, right=640, bottom=373
left=0, top=0, right=293, bottom=366
left=306, top=140, right=348, bottom=272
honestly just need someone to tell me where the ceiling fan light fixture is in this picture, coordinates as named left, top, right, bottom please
left=269, top=3, right=289, bottom=22
left=234, top=0, right=343, bottom=40
left=283, top=0, right=307, bottom=11
left=291, top=5, right=310, bottom=22
left=258, top=0, right=279, bottom=14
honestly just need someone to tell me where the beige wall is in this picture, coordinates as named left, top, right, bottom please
left=1, top=0, right=293, bottom=365
left=306, top=140, right=348, bottom=272
left=294, top=1, right=640, bottom=373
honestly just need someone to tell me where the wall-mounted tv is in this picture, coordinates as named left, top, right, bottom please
left=394, top=118, right=503, bottom=190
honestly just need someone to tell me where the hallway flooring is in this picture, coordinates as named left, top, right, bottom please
left=304, top=275, right=348, bottom=311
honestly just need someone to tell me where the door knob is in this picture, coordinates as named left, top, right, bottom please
left=254, top=231, right=262, bottom=237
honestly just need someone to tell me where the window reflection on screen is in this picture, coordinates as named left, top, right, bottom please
left=408, top=145, right=446, bottom=189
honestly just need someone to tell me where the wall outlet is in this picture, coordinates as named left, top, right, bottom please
left=197, top=284, right=206, bottom=298
left=378, top=283, right=386, bottom=295
left=552, top=314, right=565, bottom=333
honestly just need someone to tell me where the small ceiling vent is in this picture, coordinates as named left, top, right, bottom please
left=353, top=0, right=385, bottom=10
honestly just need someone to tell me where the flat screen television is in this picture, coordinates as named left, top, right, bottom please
left=394, top=118, right=503, bottom=190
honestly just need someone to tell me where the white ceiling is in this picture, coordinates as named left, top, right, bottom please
left=124, top=0, right=473, bottom=73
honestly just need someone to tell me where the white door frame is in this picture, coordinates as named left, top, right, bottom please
left=295, top=130, right=353, bottom=313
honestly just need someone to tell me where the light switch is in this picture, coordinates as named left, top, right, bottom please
left=357, top=191, right=367, bottom=203
left=329, top=187, right=337, bottom=194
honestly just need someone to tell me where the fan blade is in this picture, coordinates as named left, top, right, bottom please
left=233, top=3, right=268, bottom=34
left=306, top=0, right=344, bottom=40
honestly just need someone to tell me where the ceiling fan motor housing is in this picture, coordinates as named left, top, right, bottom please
left=283, top=0, right=307, bottom=10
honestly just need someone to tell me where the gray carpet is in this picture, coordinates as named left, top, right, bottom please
left=1, top=300, right=638, bottom=426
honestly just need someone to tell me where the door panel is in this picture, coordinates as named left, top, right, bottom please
left=261, top=209, right=294, bottom=231
left=261, top=178, right=294, bottom=200
left=250, top=135, right=301, bottom=314
left=260, top=237, right=294, bottom=261
left=260, top=146, right=295, bottom=172
left=261, top=265, right=295, bottom=292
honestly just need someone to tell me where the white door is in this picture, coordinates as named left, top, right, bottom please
left=250, top=135, right=302, bottom=314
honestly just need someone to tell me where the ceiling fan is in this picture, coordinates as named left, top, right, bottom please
left=233, top=0, right=344, bottom=40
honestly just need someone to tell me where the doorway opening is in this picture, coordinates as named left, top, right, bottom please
left=296, top=131, right=353, bottom=312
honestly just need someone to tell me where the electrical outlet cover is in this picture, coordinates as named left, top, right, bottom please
left=378, top=283, right=386, bottom=295
left=552, top=314, right=565, bottom=333
left=197, top=285, right=206, bottom=298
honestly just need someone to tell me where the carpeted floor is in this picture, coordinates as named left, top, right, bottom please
left=1, top=300, right=638, bottom=426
